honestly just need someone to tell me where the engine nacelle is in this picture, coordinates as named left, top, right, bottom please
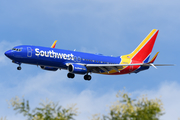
left=68, top=64, right=87, bottom=74
left=40, top=66, right=58, bottom=71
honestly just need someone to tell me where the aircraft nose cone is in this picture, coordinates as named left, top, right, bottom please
left=4, top=50, right=12, bottom=58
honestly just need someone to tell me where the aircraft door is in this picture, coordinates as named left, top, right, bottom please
left=27, top=47, right=32, bottom=57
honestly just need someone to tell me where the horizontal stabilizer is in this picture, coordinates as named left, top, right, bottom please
left=143, top=64, right=175, bottom=66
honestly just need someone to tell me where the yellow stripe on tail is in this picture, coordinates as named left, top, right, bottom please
left=120, top=29, right=159, bottom=64
left=128, top=29, right=158, bottom=59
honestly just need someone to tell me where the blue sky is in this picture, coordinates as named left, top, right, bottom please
left=0, top=0, right=179, bottom=119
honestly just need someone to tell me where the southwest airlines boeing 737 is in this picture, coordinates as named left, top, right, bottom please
left=4, top=29, right=172, bottom=80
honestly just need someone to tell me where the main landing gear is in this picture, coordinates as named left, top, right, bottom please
left=84, top=74, right=91, bottom=81
left=67, top=73, right=75, bottom=78
left=67, top=73, right=92, bottom=81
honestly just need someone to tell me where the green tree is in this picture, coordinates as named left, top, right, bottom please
left=92, top=90, right=164, bottom=120
left=8, top=96, right=78, bottom=120
left=8, top=90, right=164, bottom=120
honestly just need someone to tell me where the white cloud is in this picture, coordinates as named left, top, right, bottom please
left=1, top=0, right=179, bottom=119
left=80, top=46, right=99, bottom=54
left=66, top=89, right=117, bottom=120
left=1, top=69, right=117, bottom=120
left=133, top=81, right=180, bottom=120
left=1, top=66, right=180, bottom=120
left=16, top=71, right=117, bottom=119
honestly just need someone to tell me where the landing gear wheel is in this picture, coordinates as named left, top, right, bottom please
left=87, top=75, right=91, bottom=80
left=84, top=75, right=91, bottom=81
left=67, top=73, right=75, bottom=79
left=17, top=66, right=21, bottom=70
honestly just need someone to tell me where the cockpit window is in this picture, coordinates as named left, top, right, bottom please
left=12, top=48, right=22, bottom=52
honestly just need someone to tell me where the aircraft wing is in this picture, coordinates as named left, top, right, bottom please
left=86, top=63, right=143, bottom=67
left=85, top=63, right=143, bottom=73
left=86, top=63, right=174, bottom=67
left=85, top=63, right=174, bottom=73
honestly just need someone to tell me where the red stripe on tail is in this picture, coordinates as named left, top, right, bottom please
left=132, top=30, right=159, bottom=63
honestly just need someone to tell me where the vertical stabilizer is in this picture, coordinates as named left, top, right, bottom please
left=127, top=29, right=159, bottom=63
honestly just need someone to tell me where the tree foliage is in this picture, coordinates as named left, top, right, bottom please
left=8, top=97, right=78, bottom=120
left=92, top=90, right=164, bottom=120
left=7, top=90, right=164, bottom=120
left=0, top=117, right=7, bottom=120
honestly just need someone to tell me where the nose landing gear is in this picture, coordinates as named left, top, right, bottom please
left=17, top=66, right=22, bottom=70
left=12, top=61, right=22, bottom=70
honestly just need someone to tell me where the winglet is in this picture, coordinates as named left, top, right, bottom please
left=148, top=52, right=159, bottom=63
left=51, top=40, right=58, bottom=48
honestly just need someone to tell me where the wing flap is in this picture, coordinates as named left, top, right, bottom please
left=99, top=67, right=109, bottom=73
left=86, top=63, right=174, bottom=67
left=86, top=64, right=143, bottom=73
left=86, top=63, right=143, bottom=67
left=110, top=66, right=120, bottom=72
left=86, top=63, right=174, bottom=73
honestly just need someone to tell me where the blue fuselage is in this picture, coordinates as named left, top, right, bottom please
left=5, top=45, right=121, bottom=70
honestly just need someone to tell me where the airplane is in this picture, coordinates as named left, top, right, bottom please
left=4, top=29, right=173, bottom=80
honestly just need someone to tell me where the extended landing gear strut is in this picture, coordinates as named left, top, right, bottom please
left=17, top=64, right=22, bottom=70
left=17, top=66, right=21, bottom=70
left=84, top=74, right=91, bottom=81
left=67, top=73, right=75, bottom=79
left=12, top=61, right=22, bottom=70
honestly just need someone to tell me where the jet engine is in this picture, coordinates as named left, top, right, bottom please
left=68, top=64, right=87, bottom=74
